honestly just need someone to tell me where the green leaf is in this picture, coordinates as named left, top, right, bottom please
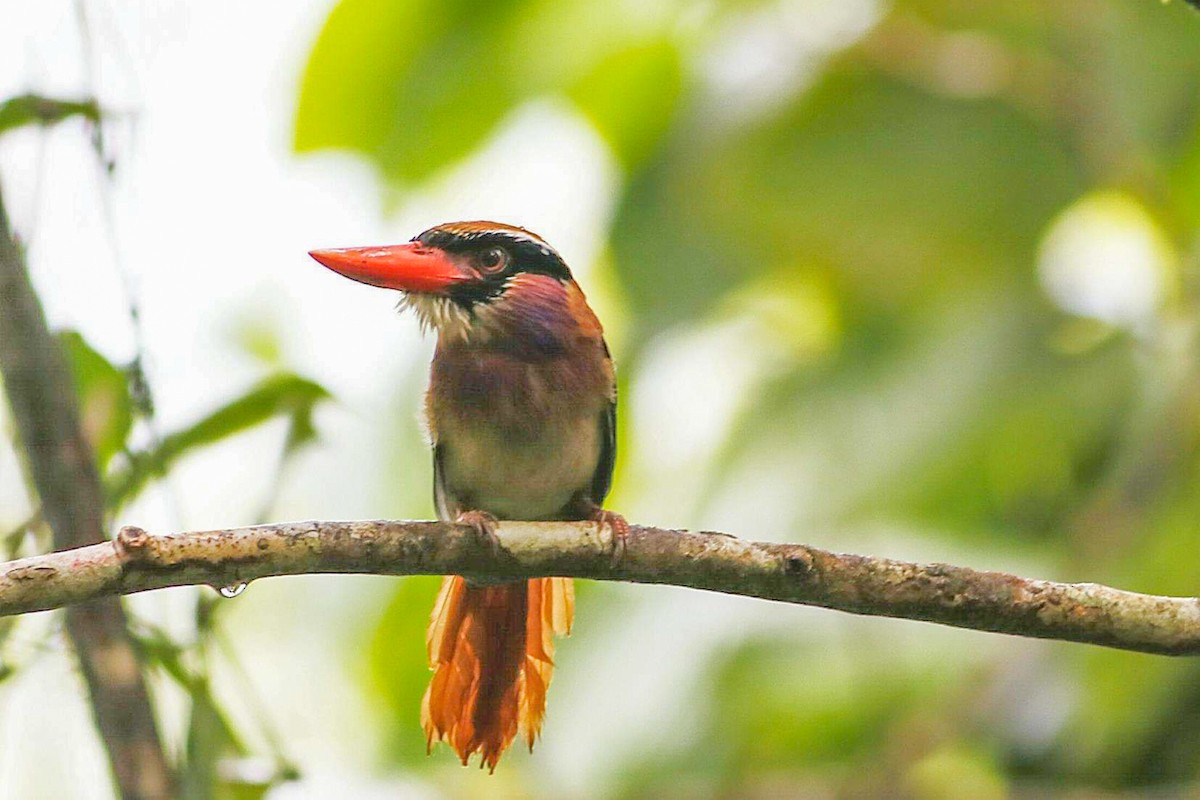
left=218, top=783, right=273, bottom=800
left=181, top=680, right=249, bottom=800
left=228, top=315, right=286, bottom=367
left=58, top=331, right=133, bottom=470
left=0, top=617, right=15, bottom=684
left=134, top=625, right=279, bottom=800
left=367, top=575, right=442, bottom=766
left=107, top=374, right=332, bottom=510
left=905, top=743, right=1007, bottom=800
left=0, top=94, right=101, bottom=137
left=294, top=0, right=692, bottom=182
left=294, top=0, right=530, bottom=183
left=132, top=627, right=244, bottom=798
left=133, top=626, right=196, bottom=690
left=568, top=39, right=683, bottom=168
left=282, top=400, right=321, bottom=458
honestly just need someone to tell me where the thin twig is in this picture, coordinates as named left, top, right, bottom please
left=0, top=520, right=1197, bottom=656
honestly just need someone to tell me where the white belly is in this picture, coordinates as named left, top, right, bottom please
left=439, top=415, right=600, bottom=520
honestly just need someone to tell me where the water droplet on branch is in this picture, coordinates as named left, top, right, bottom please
left=219, top=583, right=247, bottom=599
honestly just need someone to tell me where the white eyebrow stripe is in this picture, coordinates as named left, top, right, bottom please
left=435, top=222, right=552, bottom=249
left=470, top=230, right=546, bottom=248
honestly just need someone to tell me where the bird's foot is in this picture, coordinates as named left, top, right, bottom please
left=589, top=507, right=630, bottom=566
left=456, top=510, right=501, bottom=556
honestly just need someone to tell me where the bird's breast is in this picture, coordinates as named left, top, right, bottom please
left=427, top=342, right=612, bottom=521
left=437, top=412, right=601, bottom=521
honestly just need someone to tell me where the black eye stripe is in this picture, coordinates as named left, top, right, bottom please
left=416, top=227, right=572, bottom=285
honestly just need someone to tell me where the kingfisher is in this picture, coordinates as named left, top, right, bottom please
left=309, top=221, right=626, bottom=771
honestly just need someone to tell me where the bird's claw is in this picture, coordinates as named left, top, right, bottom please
left=457, top=510, right=501, bottom=556
left=590, top=508, right=629, bottom=566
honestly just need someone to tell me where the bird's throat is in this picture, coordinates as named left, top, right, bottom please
left=399, top=293, right=474, bottom=341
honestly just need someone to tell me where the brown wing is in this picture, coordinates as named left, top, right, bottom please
left=590, top=338, right=617, bottom=505
left=433, top=442, right=454, bottom=521
left=589, top=399, right=616, bottom=505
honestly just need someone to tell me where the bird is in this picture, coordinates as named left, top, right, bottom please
left=309, top=221, right=626, bottom=771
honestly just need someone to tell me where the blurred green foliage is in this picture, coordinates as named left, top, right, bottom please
left=105, top=373, right=331, bottom=511
left=60, top=331, right=134, bottom=471
left=3, top=313, right=330, bottom=794
left=0, top=94, right=101, bottom=137
left=6, top=0, right=1200, bottom=796
left=295, top=0, right=1200, bottom=795
left=294, top=0, right=687, bottom=179
left=367, top=574, right=442, bottom=767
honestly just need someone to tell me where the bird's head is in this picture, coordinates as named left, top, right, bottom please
left=310, top=221, right=593, bottom=346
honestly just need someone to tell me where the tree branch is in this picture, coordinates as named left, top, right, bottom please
left=0, top=186, right=174, bottom=799
left=0, top=520, right=1197, bottom=656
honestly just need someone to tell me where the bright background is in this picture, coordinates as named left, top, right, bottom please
left=2, top=0, right=1200, bottom=797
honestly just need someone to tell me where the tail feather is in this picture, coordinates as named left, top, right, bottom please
left=421, top=575, right=574, bottom=771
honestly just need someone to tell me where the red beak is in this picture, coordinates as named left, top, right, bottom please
left=308, top=243, right=466, bottom=293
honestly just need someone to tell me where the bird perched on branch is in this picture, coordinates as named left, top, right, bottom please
left=310, top=221, right=626, bottom=771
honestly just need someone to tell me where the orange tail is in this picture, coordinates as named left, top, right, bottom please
left=421, top=575, right=574, bottom=771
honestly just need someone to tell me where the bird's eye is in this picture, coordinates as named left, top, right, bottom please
left=476, top=247, right=509, bottom=274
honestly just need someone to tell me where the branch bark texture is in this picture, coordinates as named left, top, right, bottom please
left=0, top=190, right=174, bottom=799
left=1, top=520, right=1198, bottom=656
